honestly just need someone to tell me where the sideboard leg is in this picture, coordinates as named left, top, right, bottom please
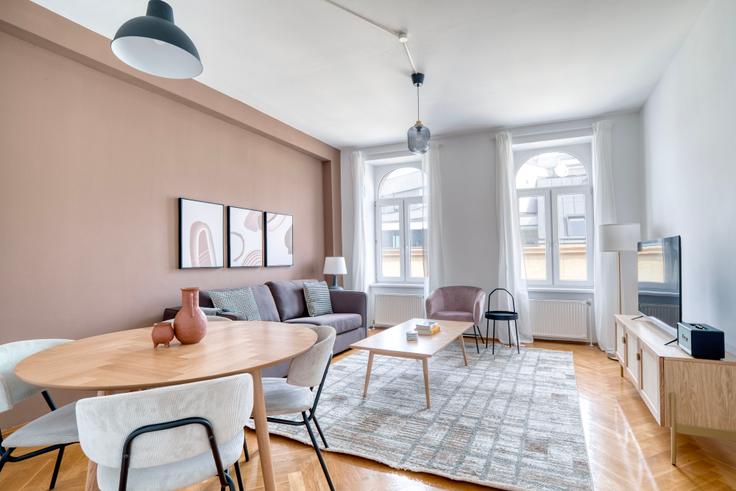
left=670, top=392, right=677, bottom=466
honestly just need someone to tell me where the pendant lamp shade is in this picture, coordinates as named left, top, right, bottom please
left=408, top=122, right=431, bottom=154
left=111, top=0, right=202, bottom=79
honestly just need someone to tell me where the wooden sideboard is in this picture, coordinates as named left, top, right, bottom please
left=614, top=314, right=736, bottom=464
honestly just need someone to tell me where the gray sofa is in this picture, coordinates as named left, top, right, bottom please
left=162, top=279, right=367, bottom=377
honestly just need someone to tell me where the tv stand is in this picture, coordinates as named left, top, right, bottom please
left=614, top=314, right=736, bottom=465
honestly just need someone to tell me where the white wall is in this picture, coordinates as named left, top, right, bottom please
left=341, top=112, right=644, bottom=324
left=642, top=0, right=736, bottom=350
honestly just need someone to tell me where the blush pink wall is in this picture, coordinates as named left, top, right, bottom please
left=0, top=9, right=338, bottom=426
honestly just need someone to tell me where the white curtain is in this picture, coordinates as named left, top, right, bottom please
left=592, top=120, right=619, bottom=353
left=350, top=150, right=374, bottom=293
left=495, top=132, right=533, bottom=344
left=422, top=145, right=445, bottom=296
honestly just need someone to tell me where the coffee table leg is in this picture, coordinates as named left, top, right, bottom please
left=363, top=351, right=374, bottom=397
left=458, top=335, right=468, bottom=366
left=251, top=368, right=276, bottom=491
left=422, top=358, right=431, bottom=409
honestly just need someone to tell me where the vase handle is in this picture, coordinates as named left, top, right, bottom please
left=188, top=291, right=195, bottom=318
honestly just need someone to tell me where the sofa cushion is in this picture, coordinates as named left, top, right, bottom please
left=303, top=281, right=333, bottom=317
left=200, top=284, right=280, bottom=322
left=431, top=310, right=474, bottom=322
left=285, top=313, right=361, bottom=335
left=207, top=288, right=261, bottom=321
left=267, top=280, right=313, bottom=320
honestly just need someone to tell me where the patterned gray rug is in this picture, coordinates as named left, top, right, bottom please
left=254, top=344, right=592, bottom=490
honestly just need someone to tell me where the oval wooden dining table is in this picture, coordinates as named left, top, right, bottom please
left=14, top=320, right=318, bottom=491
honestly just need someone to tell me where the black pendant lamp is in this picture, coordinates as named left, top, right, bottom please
left=407, top=72, right=430, bottom=154
left=111, top=0, right=202, bottom=79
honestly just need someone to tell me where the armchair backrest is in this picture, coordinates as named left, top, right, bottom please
left=0, top=339, right=71, bottom=412
left=76, top=373, right=253, bottom=469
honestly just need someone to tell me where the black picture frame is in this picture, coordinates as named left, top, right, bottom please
left=178, top=197, right=225, bottom=269
left=264, top=211, right=294, bottom=267
left=227, top=206, right=265, bottom=268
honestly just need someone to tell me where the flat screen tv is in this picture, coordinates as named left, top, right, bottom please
left=637, top=235, right=682, bottom=330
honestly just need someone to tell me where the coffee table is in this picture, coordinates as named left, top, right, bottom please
left=350, top=318, right=473, bottom=409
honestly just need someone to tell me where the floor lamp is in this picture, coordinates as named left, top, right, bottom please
left=599, top=223, right=641, bottom=360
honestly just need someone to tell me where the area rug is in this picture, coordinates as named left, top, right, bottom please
left=252, top=344, right=592, bottom=490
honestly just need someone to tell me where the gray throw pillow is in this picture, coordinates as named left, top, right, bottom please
left=303, top=281, right=333, bottom=317
left=207, top=288, right=261, bottom=321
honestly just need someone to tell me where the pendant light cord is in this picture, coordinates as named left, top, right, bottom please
left=416, top=85, right=421, bottom=121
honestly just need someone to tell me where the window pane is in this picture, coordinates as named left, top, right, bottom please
left=408, top=202, right=426, bottom=278
left=380, top=205, right=401, bottom=278
left=379, top=167, right=423, bottom=198
left=519, top=195, right=547, bottom=281
left=516, top=152, right=588, bottom=189
left=557, top=193, right=588, bottom=282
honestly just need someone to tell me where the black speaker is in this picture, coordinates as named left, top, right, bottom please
left=677, top=322, right=725, bottom=360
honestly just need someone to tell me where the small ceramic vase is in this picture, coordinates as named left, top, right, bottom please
left=151, top=322, right=175, bottom=348
left=173, top=287, right=207, bottom=344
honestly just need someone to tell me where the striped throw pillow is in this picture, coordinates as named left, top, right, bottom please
left=207, top=287, right=261, bottom=321
left=303, top=281, right=333, bottom=317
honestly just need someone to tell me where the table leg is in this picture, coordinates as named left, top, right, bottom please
left=458, top=335, right=468, bottom=366
left=363, top=351, right=374, bottom=397
left=84, top=390, right=112, bottom=491
left=251, top=368, right=276, bottom=491
left=422, top=358, right=431, bottom=409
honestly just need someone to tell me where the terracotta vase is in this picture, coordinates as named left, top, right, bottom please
left=151, top=322, right=175, bottom=348
left=173, top=287, right=207, bottom=344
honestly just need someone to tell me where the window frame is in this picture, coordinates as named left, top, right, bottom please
left=515, top=146, right=594, bottom=289
left=374, top=163, right=425, bottom=284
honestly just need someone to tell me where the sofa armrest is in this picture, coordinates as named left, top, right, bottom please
left=330, top=290, right=367, bottom=327
left=472, top=290, right=486, bottom=326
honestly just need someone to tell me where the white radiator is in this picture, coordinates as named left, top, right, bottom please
left=530, top=299, right=589, bottom=341
left=373, top=293, right=424, bottom=327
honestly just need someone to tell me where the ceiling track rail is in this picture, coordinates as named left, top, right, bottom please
left=320, top=0, right=418, bottom=73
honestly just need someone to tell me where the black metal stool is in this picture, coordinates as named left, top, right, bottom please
left=484, top=288, right=520, bottom=354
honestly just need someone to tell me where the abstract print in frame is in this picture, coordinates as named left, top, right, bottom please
left=265, top=212, right=293, bottom=267
left=227, top=206, right=264, bottom=267
left=179, top=198, right=224, bottom=269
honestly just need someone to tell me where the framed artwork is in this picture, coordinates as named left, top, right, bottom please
left=265, top=212, right=293, bottom=267
left=179, top=198, right=224, bottom=269
left=227, top=206, right=264, bottom=267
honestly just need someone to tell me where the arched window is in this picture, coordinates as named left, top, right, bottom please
left=516, top=150, right=592, bottom=286
left=375, top=166, right=425, bottom=282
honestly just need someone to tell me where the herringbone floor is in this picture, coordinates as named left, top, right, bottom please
left=2, top=335, right=735, bottom=490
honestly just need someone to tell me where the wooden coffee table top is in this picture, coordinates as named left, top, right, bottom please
left=350, top=318, right=472, bottom=359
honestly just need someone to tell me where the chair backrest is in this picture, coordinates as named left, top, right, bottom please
left=487, top=288, right=516, bottom=312
left=0, top=339, right=71, bottom=412
left=434, top=286, right=484, bottom=311
left=287, top=326, right=336, bottom=388
left=76, top=373, right=253, bottom=469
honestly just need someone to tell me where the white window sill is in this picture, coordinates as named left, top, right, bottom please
left=370, top=283, right=424, bottom=290
left=528, top=287, right=594, bottom=294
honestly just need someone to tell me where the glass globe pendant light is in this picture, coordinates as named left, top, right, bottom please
left=111, top=0, right=202, bottom=79
left=407, top=72, right=430, bottom=154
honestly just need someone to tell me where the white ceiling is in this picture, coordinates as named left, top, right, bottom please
left=32, top=0, right=708, bottom=148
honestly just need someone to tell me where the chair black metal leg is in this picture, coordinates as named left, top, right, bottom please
left=492, top=320, right=497, bottom=354
left=302, top=412, right=335, bottom=491
left=312, top=415, right=329, bottom=449
left=223, top=471, right=236, bottom=491
left=507, top=320, right=512, bottom=348
left=485, top=319, right=490, bottom=348
left=472, top=325, right=480, bottom=354
left=0, top=447, right=14, bottom=475
left=49, top=446, right=65, bottom=489
left=233, top=461, right=244, bottom=491
left=515, top=319, right=520, bottom=354
left=242, top=431, right=250, bottom=462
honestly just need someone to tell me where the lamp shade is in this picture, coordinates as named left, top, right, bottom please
left=323, top=257, right=347, bottom=275
left=599, top=223, right=641, bottom=252
left=408, top=121, right=431, bottom=154
left=111, top=0, right=202, bottom=79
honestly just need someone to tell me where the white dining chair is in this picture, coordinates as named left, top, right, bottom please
left=243, top=325, right=336, bottom=491
left=0, top=339, right=77, bottom=489
left=76, top=373, right=253, bottom=491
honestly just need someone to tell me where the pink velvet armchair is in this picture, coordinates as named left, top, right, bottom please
left=425, top=286, right=485, bottom=353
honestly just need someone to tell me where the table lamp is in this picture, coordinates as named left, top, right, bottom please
left=323, top=256, right=347, bottom=290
